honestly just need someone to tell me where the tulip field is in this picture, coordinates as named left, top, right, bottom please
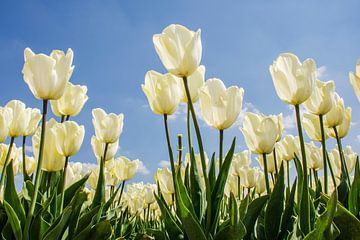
left=0, top=23, right=360, bottom=240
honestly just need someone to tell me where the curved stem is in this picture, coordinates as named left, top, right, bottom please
left=118, top=180, right=126, bottom=206
left=219, top=129, right=224, bottom=170
left=333, top=127, right=351, bottom=185
left=319, top=115, right=328, bottom=193
left=24, top=99, right=48, bottom=238
left=163, top=115, right=176, bottom=185
left=262, top=153, right=271, bottom=194
left=187, top=104, right=192, bottom=153
left=273, top=146, right=279, bottom=178
left=0, top=137, right=15, bottom=187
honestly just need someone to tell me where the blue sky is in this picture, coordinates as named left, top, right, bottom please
left=1, top=0, right=360, bottom=182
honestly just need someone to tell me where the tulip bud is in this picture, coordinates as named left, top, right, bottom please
left=329, top=107, right=351, bottom=139
left=0, top=143, right=20, bottom=174
left=269, top=53, right=316, bottom=105
left=304, top=80, right=335, bottom=115
left=142, top=70, right=182, bottom=115
left=92, top=108, right=124, bottom=144
left=256, top=171, right=266, bottom=195
left=19, top=155, right=37, bottom=176
left=153, top=24, right=202, bottom=77
left=143, top=183, right=156, bottom=205
left=114, top=156, right=140, bottom=181
left=179, top=65, right=205, bottom=103
left=241, top=112, right=278, bottom=154
left=91, top=136, right=118, bottom=161
left=53, top=121, right=85, bottom=157
left=22, top=48, right=74, bottom=100
left=302, top=113, right=329, bottom=142
left=278, top=135, right=300, bottom=161
left=343, top=146, right=357, bottom=174
left=239, top=166, right=259, bottom=189
left=270, top=113, right=284, bottom=142
left=199, top=78, right=244, bottom=130
left=324, top=93, right=345, bottom=128
left=155, top=167, right=174, bottom=194
left=33, top=118, right=65, bottom=172
left=231, top=150, right=252, bottom=177
left=306, top=142, right=323, bottom=170
left=50, top=82, right=88, bottom=117
left=105, top=160, right=119, bottom=186
left=349, top=59, right=360, bottom=101
left=0, top=107, right=13, bottom=142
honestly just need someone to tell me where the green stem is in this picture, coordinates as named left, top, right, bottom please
left=262, top=153, right=271, bottom=194
left=60, top=156, right=70, bottom=212
left=65, top=115, right=70, bottom=121
left=273, top=146, right=279, bottom=179
left=24, top=99, right=48, bottom=238
left=237, top=176, right=241, bottom=201
left=60, top=115, right=65, bottom=123
left=295, top=104, right=310, bottom=234
left=163, top=115, right=176, bottom=189
left=287, top=160, right=291, bottom=188
left=319, top=115, right=328, bottom=193
left=116, top=181, right=126, bottom=206
left=219, top=129, right=224, bottom=170
left=333, top=127, right=351, bottom=186
left=177, top=134, right=183, bottom=167
left=0, top=137, right=15, bottom=187
left=22, top=136, right=30, bottom=182
left=187, top=104, right=192, bottom=153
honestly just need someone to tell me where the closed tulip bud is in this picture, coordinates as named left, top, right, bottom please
left=179, top=65, right=205, bottom=102
left=231, top=150, right=252, bottom=177
left=256, top=146, right=282, bottom=173
left=269, top=53, right=316, bottom=105
left=88, top=166, right=99, bottom=190
left=0, top=144, right=20, bottom=174
left=155, top=167, right=174, bottom=194
left=278, top=135, right=300, bottom=161
left=304, top=80, right=335, bottom=115
left=19, top=155, right=37, bottom=175
left=33, top=118, right=65, bottom=172
left=24, top=109, right=41, bottom=136
left=256, top=171, right=266, bottom=195
left=224, top=175, right=240, bottom=198
left=142, top=71, right=181, bottom=115
left=241, top=112, right=278, bottom=154
left=329, top=107, right=351, bottom=139
left=270, top=113, right=284, bottom=142
left=343, top=146, right=357, bottom=174
left=328, top=148, right=342, bottom=179
left=302, top=113, right=330, bottom=142
left=0, top=107, right=13, bottom=142
left=114, top=156, right=140, bottom=181
left=199, top=78, right=244, bottom=130
left=153, top=24, right=202, bottom=77
left=91, top=136, right=118, bottom=161
left=50, top=82, right=88, bottom=117
left=239, top=166, right=259, bottom=189
left=349, top=59, right=360, bottom=101
left=324, top=93, right=345, bottom=128
left=306, top=142, right=323, bottom=170
left=92, top=108, right=124, bottom=144
left=143, top=183, right=156, bottom=205
left=53, top=121, right=85, bottom=157
left=22, top=48, right=74, bottom=100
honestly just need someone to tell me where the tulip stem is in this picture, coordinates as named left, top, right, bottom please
left=163, top=115, right=176, bottom=188
left=187, top=104, right=192, bottom=153
left=262, top=153, right=271, bottom=194
left=219, top=129, right=224, bottom=170
left=294, top=104, right=310, bottom=234
left=326, top=151, right=337, bottom=189
left=333, top=127, right=351, bottom=186
left=273, top=146, right=278, bottom=179
left=319, top=114, right=328, bottom=193
left=117, top=180, right=126, bottom=206
left=22, top=136, right=31, bottom=182
left=0, top=137, right=15, bottom=188
left=60, top=115, right=65, bottom=123
left=24, top=99, right=48, bottom=238
left=287, top=161, right=290, bottom=187
left=60, top=156, right=70, bottom=212
left=182, top=77, right=211, bottom=228
left=237, top=176, right=241, bottom=201
left=177, top=134, right=183, bottom=167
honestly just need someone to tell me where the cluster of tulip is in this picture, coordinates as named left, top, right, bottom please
left=0, top=23, right=359, bottom=239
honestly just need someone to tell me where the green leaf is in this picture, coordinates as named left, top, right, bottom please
left=304, top=191, right=338, bottom=240
left=214, top=221, right=246, bottom=240
left=75, top=206, right=101, bottom=236
left=68, top=190, right=87, bottom=239
left=243, top=195, right=269, bottom=240
left=189, top=148, right=204, bottom=222
left=89, top=220, right=112, bottom=240
left=42, top=206, right=72, bottom=240
left=208, top=152, right=216, bottom=192
left=3, top=201, right=22, bottom=240
left=64, top=173, right=89, bottom=207
left=29, top=213, right=50, bottom=240
left=265, top=163, right=285, bottom=240
left=229, top=193, right=238, bottom=225
left=239, top=193, right=250, bottom=221
left=294, top=154, right=303, bottom=207
left=279, top=178, right=297, bottom=239
left=92, top=158, right=105, bottom=208
left=348, top=157, right=360, bottom=217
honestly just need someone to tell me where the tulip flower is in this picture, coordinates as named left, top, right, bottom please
left=256, top=145, right=282, bottom=174
left=114, top=156, right=140, bottom=181
left=302, top=113, right=330, bottom=142
left=349, top=59, right=360, bottom=101
left=143, top=183, right=156, bottom=205
left=91, top=136, right=119, bottom=161
left=306, top=142, right=323, bottom=171
left=324, top=93, right=345, bottom=128
left=179, top=65, right=205, bottom=103
left=53, top=121, right=85, bottom=157
left=343, top=146, right=357, bottom=175
left=329, top=107, right=351, bottom=139
left=22, top=48, right=74, bottom=100
left=142, top=70, right=182, bottom=115
left=0, top=107, right=13, bottom=142
left=155, top=167, right=174, bottom=194
left=0, top=143, right=20, bottom=174
left=153, top=24, right=202, bottom=77
left=278, top=135, right=300, bottom=161
left=231, top=150, right=252, bottom=177
left=19, top=155, right=37, bottom=176
left=239, top=166, right=259, bottom=189
left=256, top=171, right=267, bottom=195
left=92, top=108, right=124, bottom=144
left=50, top=82, right=88, bottom=117
left=32, top=118, right=65, bottom=172
left=304, top=80, right=335, bottom=115
left=269, top=53, right=316, bottom=105
left=224, top=175, right=241, bottom=199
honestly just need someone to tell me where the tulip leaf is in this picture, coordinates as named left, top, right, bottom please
left=243, top=195, right=269, bottom=240
left=42, top=206, right=72, bottom=240
left=294, top=154, right=303, bottom=209
left=29, top=212, right=50, bottom=240
left=3, top=201, right=22, bottom=240
left=92, top=159, right=105, bottom=208
left=239, top=193, right=250, bottom=221
left=279, top=178, right=297, bottom=239
left=214, top=220, right=246, bottom=240
left=88, top=220, right=112, bottom=240
left=348, top=157, right=360, bottom=217
left=265, top=163, right=285, bottom=240
left=189, top=148, right=204, bottom=221
left=210, top=137, right=236, bottom=233
left=68, top=190, right=88, bottom=239
left=64, top=173, right=90, bottom=207
left=208, top=152, right=216, bottom=191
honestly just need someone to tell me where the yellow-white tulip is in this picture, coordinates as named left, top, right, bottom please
left=88, top=166, right=99, bottom=190
left=114, top=156, right=140, bottom=181
left=199, top=78, right=244, bottom=130
left=105, top=160, right=119, bottom=186
left=53, top=121, right=85, bottom=157
left=179, top=65, right=205, bottom=102
left=33, top=118, right=65, bottom=172
left=329, top=107, right=351, bottom=139
left=0, top=143, right=20, bottom=174
left=231, top=150, right=252, bottom=177
left=155, top=167, right=174, bottom=194
left=19, top=155, right=37, bottom=175
left=0, top=107, right=13, bottom=142
left=343, top=146, right=357, bottom=175
left=256, top=146, right=282, bottom=173
left=224, top=175, right=240, bottom=198
left=241, top=112, right=278, bottom=154
left=306, top=142, right=323, bottom=170
left=304, top=80, right=335, bottom=115
left=184, top=152, right=208, bottom=177
left=269, top=53, right=316, bottom=105
left=92, top=108, right=124, bottom=144
left=256, top=171, right=266, bottom=195
left=278, top=135, right=300, bottom=161
left=239, top=166, right=259, bottom=188
left=153, top=24, right=202, bottom=77
left=302, top=113, right=329, bottom=142
left=324, top=93, right=345, bottom=128
left=143, top=183, right=156, bottom=205
left=329, top=146, right=357, bottom=178
left=142, top=70, right=182, bottom=115
left=270, top=113, right=284, bottom=142
left=22, top=48, right=74, bottom=100
left=50, top=82, right=88, bottom=117
left=65, top=163, right=83, bottom=189
left=349, top=59, right=360, bottom=101
left=91, top=136, right=118, bottom=161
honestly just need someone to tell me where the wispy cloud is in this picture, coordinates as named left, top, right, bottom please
left=137, top=160, right=150, bottom=175
left=317, top=66, right=327, bottom=79
left=158, top=160, right=170, bottom=168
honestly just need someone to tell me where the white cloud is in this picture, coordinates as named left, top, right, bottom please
left=234, top=101, right=261, bottom=127
left=158, top=160, right=170, bottom=168
left=25, top=145, right=33, bottom=153
left=356, top=135, right=360, bottom=143
left=137, top=160, right=150, bottom=175
left=283, top=107, right=296, bottom=130
left=317, top=66, right=327, bottom=79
